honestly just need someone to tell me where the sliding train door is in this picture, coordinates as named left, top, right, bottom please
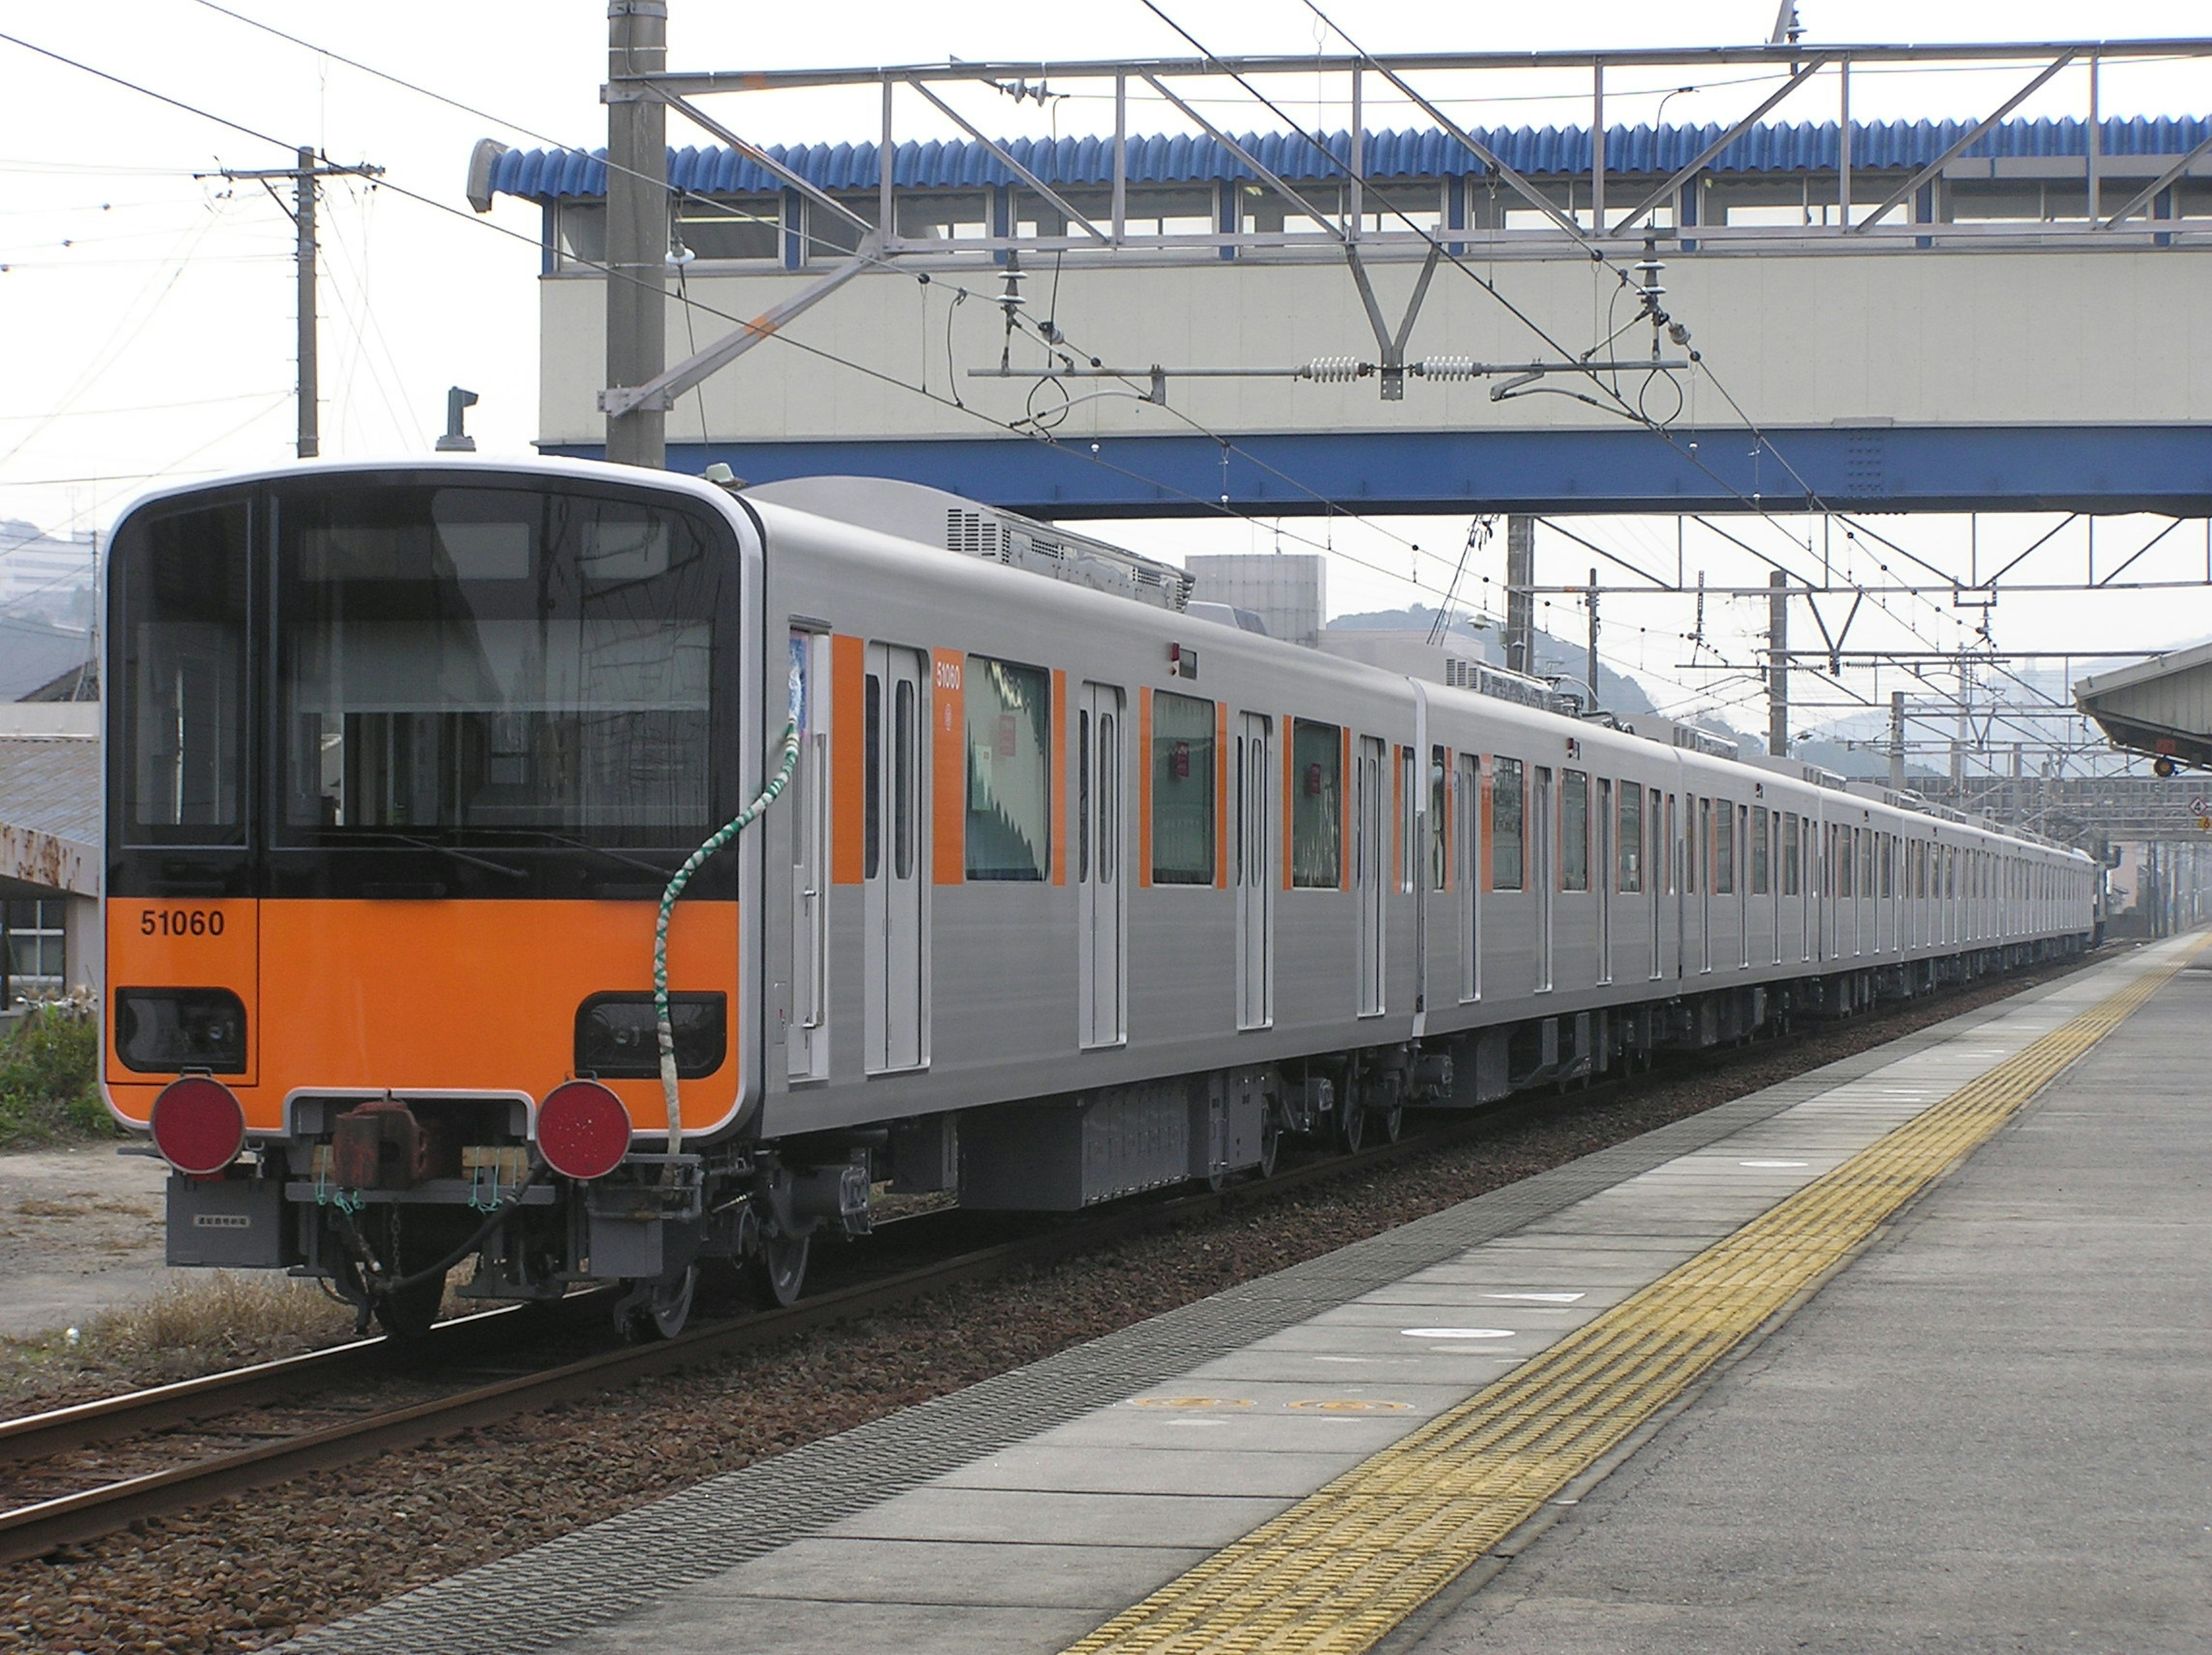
left=1077, top=683, right=1126, bottom=1049
left=1236, top=712, right=1274, bottom=1030
left=863, top=644, right=926, bottom=1073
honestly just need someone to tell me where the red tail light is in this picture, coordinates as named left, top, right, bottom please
left=537, top=1080, right=631, bottom=1181
left=149, top=1075, right=247, bottom=1177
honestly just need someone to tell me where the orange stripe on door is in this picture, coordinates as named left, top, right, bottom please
left=831, top=634, right=865, bottom=885
left=931, top=649, right=965, bottom=887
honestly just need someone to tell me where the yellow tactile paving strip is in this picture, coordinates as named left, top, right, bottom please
left=1063, top=944, right=2204, bottom=1655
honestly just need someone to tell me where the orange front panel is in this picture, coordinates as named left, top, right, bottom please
left=105, top=900, right=739, bottom=1138
left=931, top=649, right=965, bottom=886
left=1214, top=701, right=1230, bottom=891
left=831, top=633, right=866, bottom=885
left=1051, top=668, right=1068, bottom=887
left=107, top=898, right=260, bottom=1086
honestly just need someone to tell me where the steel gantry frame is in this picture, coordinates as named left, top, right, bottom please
left=592, top=35, right=2212, bottom=433
left=577, top=25, right=2212, bottom=841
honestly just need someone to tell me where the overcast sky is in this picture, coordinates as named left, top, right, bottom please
left=2, top=1, right=2207, bottom=748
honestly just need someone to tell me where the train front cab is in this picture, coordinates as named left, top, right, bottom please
left=100, top=464, right=770, bottom=1336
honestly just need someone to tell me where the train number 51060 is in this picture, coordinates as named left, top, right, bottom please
left=141, top=909, right=225, bottom=937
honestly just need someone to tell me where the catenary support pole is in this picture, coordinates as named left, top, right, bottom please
left=213, top=152, right=379, bottom=459
left=1585, top=567, right=1600, bottom=708
left=294, top=146, right=317, bottom=459
left=1768, top=570, right=1789, bottom=758
left=605, top=0, right=669, bottom=469
left=1889, top=690, right=1906, bottom=791
left=1505, top=514, right=1535, bottom=676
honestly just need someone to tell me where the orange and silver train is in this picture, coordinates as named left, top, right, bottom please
left=105, top=458, right=2095, bottom=1338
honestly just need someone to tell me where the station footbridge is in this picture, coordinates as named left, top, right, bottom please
left=471, top=39, right=2212, bottom=519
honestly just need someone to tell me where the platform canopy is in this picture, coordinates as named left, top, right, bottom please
left=2074, top=641, right=2212, bottom=772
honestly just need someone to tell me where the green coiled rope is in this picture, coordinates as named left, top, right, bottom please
left=654, top=661, right=805, bottom=1153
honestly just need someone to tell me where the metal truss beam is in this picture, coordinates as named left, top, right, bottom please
left=633, top=39, right=2212, bottom=97
left=1611, top=54, right=1830, bottom=234
left=1853, top=52, right=2077, bottom=233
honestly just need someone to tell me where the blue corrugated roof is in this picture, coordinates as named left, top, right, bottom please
left=490, top=114, right=2212, bottom=200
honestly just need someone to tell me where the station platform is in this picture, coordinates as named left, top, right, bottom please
left=287, top=935, right=2211, bottom=1655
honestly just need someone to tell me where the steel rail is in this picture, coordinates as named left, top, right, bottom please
left=0, top=952, right=2096, bottom=1567
left=0, top=1300, right=583, bottom=1467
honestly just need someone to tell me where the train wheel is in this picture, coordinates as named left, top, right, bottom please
left=373, top=1270, right=445, bottom=1342
left=753, top=1229, right=810, bottom=1308
left=619, top=1264, right=698, bottom=1343
left=1374, top=1104, right=1405, bottom=1144
left=1338, top=1103, right=1368, bottom=1154
left=1256, top=1111, right=1281, bottom=1179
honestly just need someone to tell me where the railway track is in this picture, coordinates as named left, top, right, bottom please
left=0, top=964, right=2094, bottom=1568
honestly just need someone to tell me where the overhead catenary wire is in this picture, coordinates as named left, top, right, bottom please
left=1, top=21, right=2114, bottom=746
left=2, top=24, right=1628, bottom=675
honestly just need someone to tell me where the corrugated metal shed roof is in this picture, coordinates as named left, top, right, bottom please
left=0, top=736, right=98, bottom=896
left=491, top=114, right=2212, bottom=200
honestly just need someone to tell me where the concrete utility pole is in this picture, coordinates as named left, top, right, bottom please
left=216, top=149, right=382, bottom=459
left=1889, top=690, right=1907, bottom=791
left=604, top=0, right=670, bottom=469
left=1767, top=570, right=1789, bottom=758
left=1505, top=514, right=1535, bottom=676
left=1585, top=567, right=1600, bottom=709
left=294, top=147, right=317, bottom=458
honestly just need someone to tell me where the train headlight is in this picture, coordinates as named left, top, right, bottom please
left=115, top=988, right=247, bottom=1074
left=149, top=1075, right=247, bottom=1177
left=536, top=1079, right=631, bottom=1181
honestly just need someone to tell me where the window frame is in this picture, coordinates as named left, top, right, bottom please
left=961, top=653, right=1052, bottom=883
left=1490, top=756, right=1525, bottom=892
left=1149, top=689, right=1217, bottom=887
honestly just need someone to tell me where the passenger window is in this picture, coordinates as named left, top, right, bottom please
left=1783, top=813, right=1801, bottom=895
left=1713, top=800, right=1734, bottom=894
left=1150, top=690, right=1215, bottom=885
left=1077, top=710, right=1090, bottom=883
left=1398, top=746, right=1417, bottom=895
left=1290, top=718, right=1342, bottom=888
left=963, top=654, right=1050, bottom=881
left=1751, top=805, right=1770, bottom=893
left=892, top=677, right=914, bottom=880
left=1561, top=769, right=1589, bottom=892
left=1618, top=781, right=1643, bottom=892
left=1429, top=744, right=1448, bottom=891
left=1097, top=711, right=1118, bottom=883
left=864, top=673, right=882, bottom=880
left=1490, top=757, right=1525, bottom=891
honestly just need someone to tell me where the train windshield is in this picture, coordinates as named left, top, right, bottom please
left=274, top=484, right=726, bottom=847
